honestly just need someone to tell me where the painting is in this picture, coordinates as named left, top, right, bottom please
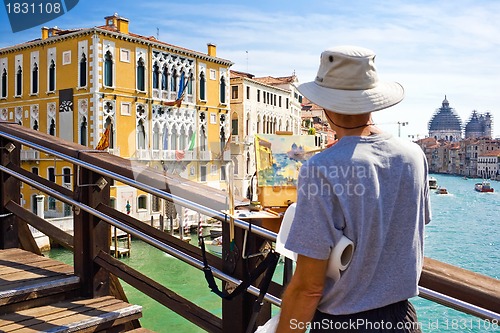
left=255, top=134, right=316, bottom=188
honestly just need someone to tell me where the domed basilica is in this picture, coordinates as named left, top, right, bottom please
left=428, top=96, right=493, bottom=141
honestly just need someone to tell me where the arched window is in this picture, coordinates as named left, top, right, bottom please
left=161, top=65, right=168, bottom=90
left=246, top=152, right=251, bottom=174
left=137, top=195, right=147, bottom=210
left=162, top=126, right=169, bottom=150
left=137, top=58, right=145, bottom=91
left=170, top=126, right=178, bottom=150
left=48, top=60, right=55, bottom=91
left=79, top=53, right=87, bottom=87
left=49, top=119, right=56, bottom=136
left=63, top=167, right=71, bottom=184
left=1, top=69, right=6, bottom=98
left=16, top=66, right=22, bottom=96
left=48, top=167, right=55, bottom=182
left=220, top=76, right=226, bottom=104
left=199, top=72, right=206, bottom=100
left=187, top=73, right=193, bottom=94
left=200, top=125, right=207, bottom=151
left=179, top=126, right=186, bottom=150
left=152, top=62, right=159, bottom=89
left=32, top=194, right=38, bottom=215
left=32, top=63, right=38, bottom=94
left=152, top=123, right=160, bottom=150
left=137, top=119, right=146, bottom=149
left=220, top=126, right=226, bottom=153
left=80, top=116, right=87, bottom=145
left=170, top=69, right=177, bottom=92
left=105, top=116, right=114, bottom=148
left=104, top=51, right=113, bottom=87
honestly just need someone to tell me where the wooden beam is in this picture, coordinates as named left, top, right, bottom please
left=97, top=203, right=222, bottom=270
left=7, top=162, right=73, bottom=198
left=5, top=200, right=73, bottom=251
left=94, top=250, right=222, bottom=333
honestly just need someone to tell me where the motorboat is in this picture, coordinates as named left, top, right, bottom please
left=475, top=180, right=494, bottom=193
left=436, top=187, right=448, bottom=195
left=428, top=177, right=438, bottom=190
left=205, top=236, right=222, bottom=256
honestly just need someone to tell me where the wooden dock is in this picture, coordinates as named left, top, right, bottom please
left=0, top=248, right=143, bottom=332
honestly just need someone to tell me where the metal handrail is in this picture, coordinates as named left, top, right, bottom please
left=1, top=129, right=499, bottom=322
left=0, top=130, right=276, bottom=241
left=0, top=164, right=282, bottom=307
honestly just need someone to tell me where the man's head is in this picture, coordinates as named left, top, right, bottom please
left=297, top=46, right=404, bottom=115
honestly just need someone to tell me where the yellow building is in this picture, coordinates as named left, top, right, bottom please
left=0, top=13, right=233, bottom=220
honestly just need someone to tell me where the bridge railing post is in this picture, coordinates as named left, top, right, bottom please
left=73, top=153, right=111, bottom=298
left=0, top=138, right=20, bottom=249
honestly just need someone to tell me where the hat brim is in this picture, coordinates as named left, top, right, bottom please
left=297, top=81, right=404, bottom=115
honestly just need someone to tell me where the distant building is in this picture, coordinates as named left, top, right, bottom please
left=477, top=151, right=500, bottom=180
left=464, top=110, right=493, bottom=139
left=428, top=96, right=462, bottom=141
left=229, top=70, right=302, bottom=199
left=0, top=13, right=232, bottom=219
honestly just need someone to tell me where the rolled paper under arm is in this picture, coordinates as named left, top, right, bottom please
left=327, top=235, right=355, bottom=281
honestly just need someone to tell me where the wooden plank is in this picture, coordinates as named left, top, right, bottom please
left=2, top=297, right=142, bottom=333
left=0, top=136, right=21, bottom=250
left=16, top=221, right=42, bottom=256
left=78, top=150, right=245, bottom=214
left=0, top=259, right=72, bottom=276
left=73, top=163, right=111, bottom=299
left=0, top=122, right=85, bottom=159
left=5, top=201, right=74, bottom=251
left=0, top=275, right=80, bottom=305
left=98, top=203, right=222, bottom=270
left=94, top=250, right=222, bottom=333
left=7, top=163, right=73, bottom=198
left=0, top=297, right=122, bottom=331
left=0, top=263, right=73, bottom=283
left=0, top=296, right=117, bottom=325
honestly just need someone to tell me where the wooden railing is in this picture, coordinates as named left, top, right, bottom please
left=0, top=122, right=498, bottom=332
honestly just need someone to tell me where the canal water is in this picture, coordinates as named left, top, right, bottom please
left=45, top=174, right=499, bottom=332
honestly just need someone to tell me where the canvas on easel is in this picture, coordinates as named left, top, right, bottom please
left=255, top=134, right=316, bottom=208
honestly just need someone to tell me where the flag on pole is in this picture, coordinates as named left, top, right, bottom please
left=162, top=73, right=190, bottom=108
left=95, top=126, right=110, bottom=150
left=188, top=131, right=196, bottom=151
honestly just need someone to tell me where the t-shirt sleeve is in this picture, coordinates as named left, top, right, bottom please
left=284, top=161, right=345, bottom=260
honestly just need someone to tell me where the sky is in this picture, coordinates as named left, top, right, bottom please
left=1, top=0, right=500, bottom=139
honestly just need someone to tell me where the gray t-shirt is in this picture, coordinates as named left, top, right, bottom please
left=285, top=133, right=431, bottom=315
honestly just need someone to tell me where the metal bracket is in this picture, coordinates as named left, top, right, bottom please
left=75, top=166, right=108, bottom=190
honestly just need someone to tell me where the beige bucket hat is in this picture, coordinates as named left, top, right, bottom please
left=297, top=46, right=404, bottom=115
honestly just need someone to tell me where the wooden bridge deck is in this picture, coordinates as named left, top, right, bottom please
left=0, top=249, right=143, bottom=332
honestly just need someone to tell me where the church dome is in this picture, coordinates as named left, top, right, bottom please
left=465, top=111, right=482, bottom=133
left=428, top=96, right=462, bottom=132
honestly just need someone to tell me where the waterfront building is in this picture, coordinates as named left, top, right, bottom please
left=428, top=96, right=462, bottom=141
left=416, top=136, right=500, bottom=177
left=477, top=150, right=500, bottom=180
left=229, top=70, right=302, bottom=198
left=464, top=110, right=493, bottom=139
left=0, top=13, right=232, bottom=221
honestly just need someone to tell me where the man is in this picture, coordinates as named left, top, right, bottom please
left=276, top=46, right=431, bottom=332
